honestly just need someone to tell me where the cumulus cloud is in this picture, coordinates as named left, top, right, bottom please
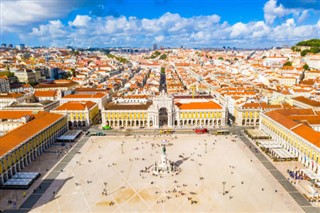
left=1, top=0, right=77, bottom=32
left=4, top=0, right=318, bottom=48
left=26, top=12, right=320, bottom=48
left=264, top=0, right=294, bottom=24
left=69, top=15, right=92, bottom=27
left=263, top=0, right=316, bottom=25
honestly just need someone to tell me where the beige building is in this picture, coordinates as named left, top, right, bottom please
left=61, top=93, right=108, bottom=110
left=0, top=93, right=26, bottom=108
left=0, top=112, right=67, bottom=184
left=304, top=70, right=320, bottom=79
left=102, top=93, right=226, bottom=128
left=0, top=76, right=10, bottom=92
left=51, top=101, right=100, bottom=128
left=0, top=111, right=33, bottom=136
left=260, top=109, right=320, bottom=174
left=34, top=90, right=61, bottom=102
left=14, top=70, right=36, bottom=83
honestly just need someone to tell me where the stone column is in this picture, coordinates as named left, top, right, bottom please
left=0, top=175, right=4, bottom=185
left=168, top=113, right=172, bottom=127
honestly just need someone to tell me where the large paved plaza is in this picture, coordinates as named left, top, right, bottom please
left=30, top=134, right=303, bottom=212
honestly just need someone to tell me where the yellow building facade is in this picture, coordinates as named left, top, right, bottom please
left=260, top=110, right=320, bottom=174
left=0, top=112, right=67, bottom=184
left=51, top=101, right=100, bottom=128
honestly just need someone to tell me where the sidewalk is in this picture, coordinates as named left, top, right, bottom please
left=3, top=135, right=91, bottom=213
left=239, top=134, right=319, bottom=213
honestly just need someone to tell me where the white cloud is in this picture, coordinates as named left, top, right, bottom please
left=26, top=12, right=320, bottom=48
left=1, top=0, right=76, bottom=32
left=264, top=0, right=293, bottom=24
left=155, top=35, right=164, bottom=42
left=69, top=15, right=92, bottom=27
left=298, top=10, right=309, bottom=23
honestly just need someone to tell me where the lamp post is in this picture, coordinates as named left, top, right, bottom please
left=222, top=181, right=226, bottom=195
left=104, top=182, right=108, bottom=195
left=121, top=142, right=124, bottom=154
left=205, top=143, right=207, bottom=154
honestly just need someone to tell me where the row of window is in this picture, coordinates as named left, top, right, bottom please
left=105, top=112, right=147, bottom=119
left=180, top=112, right=222, bottom=119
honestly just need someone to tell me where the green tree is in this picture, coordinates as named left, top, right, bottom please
left=159, top=54, right=167, bottom=60
left=283, top=61, right=292, bottom=66
left=296, top=39, right=320, bottom=47
left=301, top=49, right=309, bottom=57
left=218, top=57, right=224, bottom=60
left=303, top=64, right=310, bottom=70
left=309, top=47, right=320, bottom=54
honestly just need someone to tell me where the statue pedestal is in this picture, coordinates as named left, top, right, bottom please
left=150, top=144, right=180, bottom=176
left=158, top=153, right=169, bottom=171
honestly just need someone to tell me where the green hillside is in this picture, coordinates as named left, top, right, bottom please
left=292, top=39, right=320, bottom=56
left=296, top=39, right=320, bottom=47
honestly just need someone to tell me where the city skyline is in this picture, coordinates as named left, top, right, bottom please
left=1, top=0, right=320, bottom=48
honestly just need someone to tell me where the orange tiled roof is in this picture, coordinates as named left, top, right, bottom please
left=63, top=93, right=106, bottom=99
left=288, top=115, right=320, bottom=125
left=176, top=101, right=222, bottom=110
left=265, top=110, right=298, bottom=129
left=291, top=125, right=320, bottom=147
left=265, top=109, right=320, bottom=147
left=0, top=111, right=33, bottom=119
left=55, top=101, right=96, bottom=111
left=293, top=96, right=320, bottom=107
left=0, top=112, right=64, bottom=157
left=34, top=90, right=57, bottom=97
left=0, top=93, right=24, bottom=99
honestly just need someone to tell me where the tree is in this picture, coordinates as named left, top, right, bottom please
left=283, top=61, right=292, bottom=66
left=7, top=72, right=15, bottom=77
left=218, top=57, right=224, bottom=60
left=296, top=39, right=320, bottom=47
left=303, top=64, right=310, bottom=70
left=159, top=54, right=167, bottom=60
left=309, top=47, right=320, bottom=54
left=301, top=49, right=309, bottom=57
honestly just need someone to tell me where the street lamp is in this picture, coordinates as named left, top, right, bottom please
left=121, top=143, right=124, bottom=154
left=103, top=182, right=108, bottom=196
left=222, top=181, right=226, bottom=195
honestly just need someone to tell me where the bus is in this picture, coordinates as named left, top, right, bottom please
left=159, top=129, right=174, bottom=134
left=194, top=128, right=208, bottom=134
left=215, top=130, right=230, bottom=135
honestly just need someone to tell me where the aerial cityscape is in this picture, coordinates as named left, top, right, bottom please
left=1, top=0, right=320, bottom=212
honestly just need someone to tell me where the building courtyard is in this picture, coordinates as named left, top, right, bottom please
left=26, top=134, right=304, bottom=212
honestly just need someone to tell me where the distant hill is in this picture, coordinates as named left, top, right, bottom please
left=296, top=39, right=320, bottom=47
left=292, top=39, right=320, bottom=56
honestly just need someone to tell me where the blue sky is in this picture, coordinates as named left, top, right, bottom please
left=1, top=0, right=320, bottom=48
